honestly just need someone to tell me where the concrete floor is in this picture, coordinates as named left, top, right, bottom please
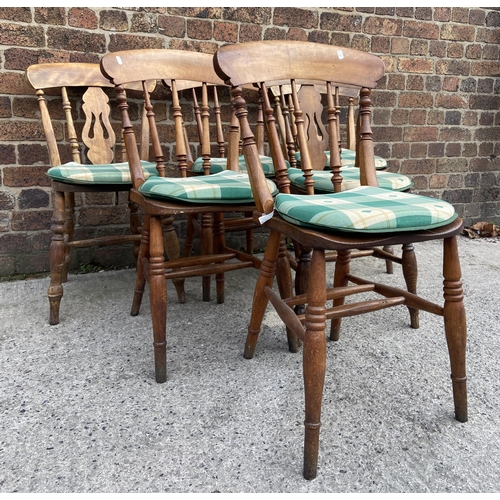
left=1, top=236, right=499, bottom=493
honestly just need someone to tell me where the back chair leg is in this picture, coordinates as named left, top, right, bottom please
left=329, top=249, right=351, bottom=341
left=128, top=198, right=142, bottom=264
left=303, top=248, right=327, bottom=480
left=383, top=245, right=394, bottom=274
left=131, top=215, right=150, bottom=317
left=276, top=235, right=301, bottom=352
left=214, top=212, right=225, bottom=304
left=48, top=190, right=67, bottom=325
left=443, top=236, right=468, bottom=423
left=200, top=213, right=214, bottom=302
left=62, top=192, right=75, bottom=284
left=162, top=215, right=186, bottom=304
left=149, top=215, right=167, bottom=383
left=244, top=229, right=281, bottom=359
left=402, top=243, right=419, bottom=329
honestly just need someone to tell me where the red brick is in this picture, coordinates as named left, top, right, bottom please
left=0, top=7, right=32, bottom=23
left=239, top=23, right=262, bottom=42
left=131, top=12, right=159, bottom=34
left=286, top=28, right=308, bottom=42
left=187, top=18, right=213, bottom=40
left=222, top=7, right=270, bottom=24
left=403, top=20, right=439, bottom=39
left=430, top=174, right=447, bottom=189
left=364, top=17, right=402, bottom=36
left=34, top=7, right=65, bottom=25
left=398, top=57, right=433, bottom=74
left=3, top=166, right=51, bottom=187
left=11, top=210, right=52, bottom=231
left=214, top=21, right=238, bottom=43
left=68, top=8, right=98, bottom=29
left=275, top=7, right=318, bottom=29
left=158, top=15, right=185, bottom=37
left=0, top=22, right=44, bottom=47
left=436, top=60, right=470, bottom=76
left=403, top=126, right=439, bottom=142
left=434, top=8, right=451, bottom=22
left=441, top=24, right=475, bottom=42
left=471, top=61, right=500, bottom=77
left=436, top=94, right=468, bottom=109
left=320, top=12, right=362, bottom=32
left=398, top=92, right=433, bottom=108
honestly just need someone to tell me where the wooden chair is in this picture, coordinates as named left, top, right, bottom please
left=99, top=48, right=288, bottom=382
left=214, top=40, right=468, bottom=480
left=25, top=62, right=175, bottom=326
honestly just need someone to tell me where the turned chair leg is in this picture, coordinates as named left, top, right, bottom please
left=131, top=214, right=150, bottom=317
left=442, top=236, right=468, bottom=423
left=162, top=215, right=186, bottom=304
left=149, top=216, right=167, bottom=383
left=402, top=243, right=419, bottom=329
left=303, top=248, right=327, bottom=480
left=244, top=229, right=281, bottom=359
left=61, top=192, right=75, bottom=284
left=276, top=235, right=301, bottom=352
left=48, top=190, right=67, bottom=325
left=383, top=245, right=394, bottom=274
left=213, top=213, right=225, bottom=304
left=200, top=213, right=214, bottom=302
left=329, top=249, right=351, bottom=341
left=128, top=197, right=142, bottom=265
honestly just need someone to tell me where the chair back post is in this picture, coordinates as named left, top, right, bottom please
left=226, top=106, right=241, bottom=171
left=170, top=79, right=188, bottom=178
left=290, top=80, right=315, bottom=195
left=61, top=86, right=82, bottom=163
left=357, top=87, right=378, bottom=187
left=229, top=84, right=275, bottom=215
left=326, top=82, right=343, bottom=193
left=34, top=88, right=62, bottom=167
left=346, top=97, right=356, bottom=151
left=213, top=86, right=225, bottom=158
left=200, top=82, right=212, bottom=175
left=114, top=84, right=145, bottom=189
left=260, top=82, right=291, bottom=193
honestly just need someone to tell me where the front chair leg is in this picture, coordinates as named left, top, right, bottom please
left=442, top=236, right=468, bottom=422
left=303, top=248, right=327, bottom=480
left=244, top=229, right=281, bottom=359
left=149, top=216, right=167, bottom=383
left=48, top=190, right=67, bottom=325
left=402, top=243, right=419, bottom=329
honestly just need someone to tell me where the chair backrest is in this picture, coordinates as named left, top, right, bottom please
left=100, top=49, right=244, bottom=185
left=213, top=41, right=385, bottom=214
left=26, top=62, right=152, bottom=168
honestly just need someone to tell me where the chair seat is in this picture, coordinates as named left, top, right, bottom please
left=191, top=155, right=278, bottom=176
left=275, top=186, right=457, bottom=233
left=46, top=161, right=159, bottom=185
left=295, top=148, right=388, bottom=170
left=287, top=167, right=413, bottom=193
left=139, top=169, right=278, bottom=204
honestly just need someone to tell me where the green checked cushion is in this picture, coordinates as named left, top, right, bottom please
left=275, top=186, right=457, bottom=233
left=191, top=155, right=277, bottom=177
left=287, top=167, right=413, bottom=193
left=47, top=161, right=159, bottom=185
left=139, top=170, right=278, bottom=204
left=295, top=148, right=388, bottom=170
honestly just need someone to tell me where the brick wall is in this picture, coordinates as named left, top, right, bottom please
left=0, top=6, right=499, bottom=278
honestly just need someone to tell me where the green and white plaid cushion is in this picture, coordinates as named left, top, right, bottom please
left=139, top=170, right=278, bottom=204
left=295, top=148, right=388, bottom=170
left=287, top=167, right=413, bottom=192
left=275, top=186, right=457, bottom=233
left=191, top=155, right=278, bottom=176
left=47, top=161, right=159, bottom=185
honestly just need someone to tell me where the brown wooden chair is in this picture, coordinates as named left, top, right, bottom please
left=25, top=62, right=174, bottom=326
left=214, top=40, right=468, bottom=480
left=99, top=48, right=288, bottom=382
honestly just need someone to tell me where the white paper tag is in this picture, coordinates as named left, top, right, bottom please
left=337, top=50, right=344, bottom=60
left=116, top=56, right=123, bottom=65
left=258, top=210, right=274, bottom=224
